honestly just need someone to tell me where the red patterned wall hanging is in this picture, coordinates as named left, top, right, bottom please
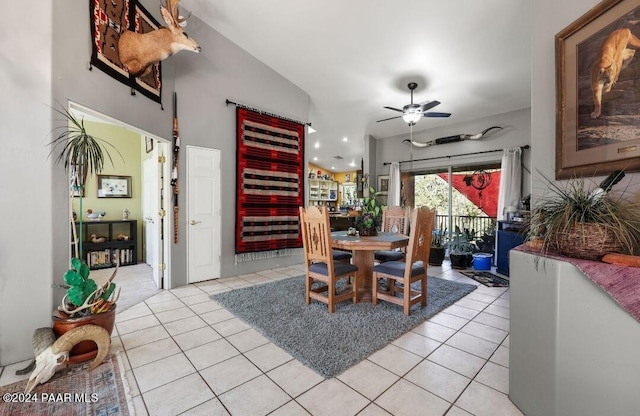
left=235, top=108, right=305, bottom=260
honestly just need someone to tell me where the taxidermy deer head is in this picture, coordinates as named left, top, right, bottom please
left=118, top=0, right=201, bottom=77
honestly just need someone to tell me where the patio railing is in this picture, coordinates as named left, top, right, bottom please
left=434, top=214, right=496, bottom=237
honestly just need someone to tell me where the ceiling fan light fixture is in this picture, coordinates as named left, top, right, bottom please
left=402, top=111, right=421, bottom=125
left=402, top=103, right=422, bottom=125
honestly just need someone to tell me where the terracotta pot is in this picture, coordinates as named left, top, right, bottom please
left=52, top=304, right=116, bottom=363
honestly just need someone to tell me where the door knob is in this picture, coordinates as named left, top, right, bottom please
left=190, top=220, right=201, bottom=225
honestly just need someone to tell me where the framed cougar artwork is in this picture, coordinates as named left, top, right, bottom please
left=556, top=0, right=640, bottom=178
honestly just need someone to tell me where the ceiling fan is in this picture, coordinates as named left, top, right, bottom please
left=376, top=82, right=451, bottom=125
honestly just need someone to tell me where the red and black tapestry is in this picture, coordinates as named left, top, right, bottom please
left=235, top=108, right=305, bottom=259
left=90, top=0, right=162, bottom=103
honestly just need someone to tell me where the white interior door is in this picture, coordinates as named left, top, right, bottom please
left=187, top=146, right=221, bottom=283
left=143, top=150, right=162, bottom=288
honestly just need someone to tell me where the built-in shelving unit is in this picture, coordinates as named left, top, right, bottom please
left=73, top=220, right=137, bottom=269
left=309, top=179, right=338, bottom=201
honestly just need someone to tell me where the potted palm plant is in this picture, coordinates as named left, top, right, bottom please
left=49, top=106, right=123, bottom=360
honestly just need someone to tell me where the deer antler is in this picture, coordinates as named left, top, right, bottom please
left=164, top=0, right=190, bottom=24
left=59, top=290, right=102, bottom=315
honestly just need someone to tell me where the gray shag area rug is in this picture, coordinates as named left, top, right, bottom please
left=212, top=275, right=476, bottom=378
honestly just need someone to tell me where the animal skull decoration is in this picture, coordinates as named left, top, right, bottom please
left=403, top=126, right=503, bottom=148
left=24, top=325, right=111, bottom=393
left=118, top=0, right=201, bottom=77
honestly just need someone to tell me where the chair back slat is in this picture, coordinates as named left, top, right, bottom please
left=299, top=206, right=333, bottom=265
left=404, top=206, right=436, bottom=270
left=381, top=206, right=410, bottom=235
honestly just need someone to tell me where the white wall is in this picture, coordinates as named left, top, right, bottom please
left=172, top=16, right=310, bottom=283
left=0, top=4, right=53, bottom=365
left=0, top=0, right=310, bottom=364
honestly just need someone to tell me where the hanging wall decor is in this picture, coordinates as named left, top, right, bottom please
left=90, top=0, right=162, bottom=104
left=555, top=0, right=640, bottom=178
left=171, top=92, right=180, bottom=243
left=234, top=106, right=305, bottom=262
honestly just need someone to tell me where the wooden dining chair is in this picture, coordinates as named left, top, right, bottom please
left=332, top=249, right=352, bottom=263
left=299, top=206, right=359, bottom=313
left=372, top=206, right=435, bottom=315
left=374, top=206, right=410, bottom=263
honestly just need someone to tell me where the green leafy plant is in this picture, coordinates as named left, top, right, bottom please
left=431, top=223, right=447, bottom=248
left=356, top=186, right=385, bottom=230
left=50, top=105, right=123, bottom=316
left=476, top=222, right=496, bottom=254
left=448, top=226, right=475, bottom=254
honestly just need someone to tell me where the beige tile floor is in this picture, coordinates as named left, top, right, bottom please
left=0, top=262, right=523, bottom=416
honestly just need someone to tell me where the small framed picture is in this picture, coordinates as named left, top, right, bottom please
left=145, top=136, right=153, bottom=154
left=378, top=175, right=389, bottom=195
left=345, top=173, right=351, bottom=182
left=97, top=175, right=132, bottom=198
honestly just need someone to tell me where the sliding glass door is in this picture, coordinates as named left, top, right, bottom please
left=412, top=163, right=500, bottom=253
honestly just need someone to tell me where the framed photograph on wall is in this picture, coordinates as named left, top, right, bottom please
left=97, top=175, right=132, bottom=198
left=556, top=0, right=640, bottom=179
left=145, top=136, right=153, bottom=153
left=378, top=175, right=389, bottom=195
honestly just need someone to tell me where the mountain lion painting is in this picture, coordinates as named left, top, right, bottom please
left=591, top=28, right=640, bottom=118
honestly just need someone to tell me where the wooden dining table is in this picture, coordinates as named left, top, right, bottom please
left=331, top=231, right=410, bottom=302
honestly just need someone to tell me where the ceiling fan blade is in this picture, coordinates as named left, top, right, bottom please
left=376, top=115, right=402, bottom=122
left=418, top=100, right=441, bottom=112
left=423, top=112, right=451, bottom=118
left=383, top=106, right=403, bottom=113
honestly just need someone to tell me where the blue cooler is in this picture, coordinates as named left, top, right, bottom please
left=472, top=253, right=492, bottom=270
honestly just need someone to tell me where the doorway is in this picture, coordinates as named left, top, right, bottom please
left=68, top=102, right=172, bottom=308
left=186, top=146, right=221, bottom=283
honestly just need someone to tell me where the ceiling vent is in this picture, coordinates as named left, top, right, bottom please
left=333, top=155, right=344, bottom=160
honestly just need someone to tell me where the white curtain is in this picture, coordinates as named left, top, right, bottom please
left=497, top=147, right=522, bottom=220
left=388, top=162, right=401, bottom=206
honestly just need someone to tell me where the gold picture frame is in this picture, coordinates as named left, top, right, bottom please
left=556, top=0, right=640, bottom=179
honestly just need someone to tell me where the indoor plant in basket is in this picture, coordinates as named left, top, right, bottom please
left=355, top=186, right=384, bottom=236
left=531, top=171, right=640, bottom=260
left=49, top=106, right=123, bottom=360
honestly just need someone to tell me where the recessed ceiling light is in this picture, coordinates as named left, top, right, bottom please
left=342, top=137, right=348, bottom=142
left=331, top=166, right=335, bottom=170
left=349, top=160, right=356, bottom=167
left=314, top=142, right=320, bottom=148
left=313, top=157, right=318, bottom=161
